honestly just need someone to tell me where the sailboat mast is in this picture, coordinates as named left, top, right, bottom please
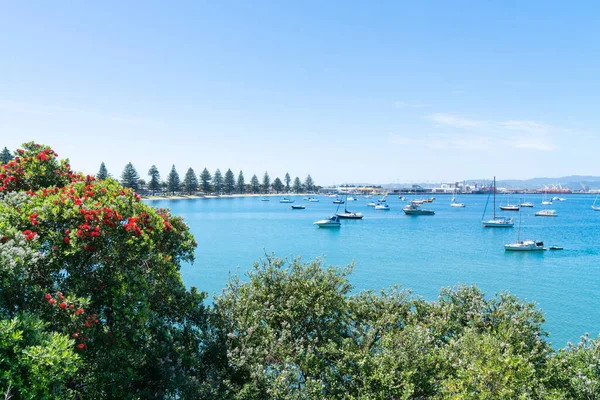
left=493, top=176, right=496, bottom=219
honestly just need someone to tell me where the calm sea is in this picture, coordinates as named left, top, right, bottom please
left=146, top=194, right=600, bottom=348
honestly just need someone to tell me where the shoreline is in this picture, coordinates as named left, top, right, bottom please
left=142, top=193, right=313, bottom=201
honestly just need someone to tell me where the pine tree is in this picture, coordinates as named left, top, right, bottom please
left=97, top=162, right=109, bottom=180
left=272, top=177, right=284, bottom=193
left=236, top=171, right=246, bottom=194
left=167, top=165, right=181, bottom=195
left=200, top=168, right=212, bottom=193
left=293, top=177, right=302, bottom=193
left=0, top=147, right=13, bottom=164
left=183, top=168, right=198, bottom=195
left=250, top=175, right=260, bottom=194
left=224, top=169, right=235, bottom=194
left=284, top=173, right=291, bottom=192
left=262, top=172, right=271, bottom=194
left=148, top=165, right=161, bottom=195
left=304, top=174, right=314, bottom=192
left=120, top=162, right=139, bottom=190
left=213, top=169, right=224, bottom=194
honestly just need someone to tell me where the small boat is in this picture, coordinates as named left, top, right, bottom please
left=367, top=202, right=377, bottom=207
left=558, top=197, right=566, bottom=201
left=378, top=193, right=388, bottom=202
left=280, top=198, right=294, bottom=203
left=482, top=177, right=514, bottom=228
left=336, top=195, right=364, bottom=219
left=422, top=197, right=435, bottom=203
left=347, top=196, right=358, bottom=201
left=333, top=199, right=344, bottom=204
left=499, top=204, right=519, bottom=211
left=411, top=200, right=425, bottom=205
left=504, top=240, right=546, bottom=251
left=291, top=205, right=306, bottom=210
left=261, top=198, right=270, bottom=201
left=451, top=202, right=466, bottom=208
left=309, top=198, right=320, bottom=202
left=552, top=196, right=560, bottom=201
left=549, top=246, right=563, bottom=250
left=327, top=194, right=338, bottom=198
left=535, top=209, right=557, bottom=217
left=403, top=203, right=434, bottom=215
left=592, top=193, right=600, bottom=211
left=541, top=190, right=552, bottom=205
left=398, top=196, right=406, bottom=201
left=519, top=201, right=534, bottom=207
left=364, top=195, right=372, bottom=199
left=314, top=215, right=341, bottom=228
left=375, top=203, right=390, bottom=210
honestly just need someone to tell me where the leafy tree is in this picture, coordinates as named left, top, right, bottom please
left=304, top=174, right=314, bottom=192
left=0, top=143, right=206, bottom=399
left=0, top=147, right=13, bottom=164
left=272, top=177, right=284, bottom=193
left=147, top=165, right=161, bottom=195
left=183, top=167, right=198, bottom=195
left=261, top=172, right=270, bottom=194
left=97, top=162, right=109, bottom=180
left=284, top=173, right=291, bottom=192
left=236, top=171, right=245, bottom=194
left=120, top=162, right=139, bottom=190
left=213, top=169, right=223, bottom=194
left=293, top=177, right=302, bottom=193
left=250, top=174, right=260, bottom=194
left=200, top=168, right=212, bottom=193
left=224, top=169, right=235, bottom=194
left=167, top=164, right=181, bottom=195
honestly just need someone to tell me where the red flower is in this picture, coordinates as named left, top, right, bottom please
left=75, top=308, right=84, bottom=315
left=48, top=299, right=56, bottom=305
left=72, top=333, right=79, bottom=338
left=59, top=302, right=67, bottom=309
left=77, top=343, right=86, bottom=350
left=44, top=293, right=52, bottom=299
left=64, top=236, right=70, bottom=243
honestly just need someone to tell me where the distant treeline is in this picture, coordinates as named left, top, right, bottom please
left=101, top=161, right=317, bottom=195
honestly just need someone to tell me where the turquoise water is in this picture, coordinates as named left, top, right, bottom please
left=147, top=194, right=600, bottom=348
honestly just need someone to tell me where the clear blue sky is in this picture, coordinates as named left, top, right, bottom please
left=1, top=1, right=599, bottom=185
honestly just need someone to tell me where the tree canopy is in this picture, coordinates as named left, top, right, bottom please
left=97, top=162, right=109, bottom=180
left=250, top=174, right=260, bottom=194
left=213, top=169, right=223, bottom=194
left=147, top=165, right=161, bottom=194
left=183, top=167, right=198, bottom=195
left=236, top=171, right=245, bottom=194
left=200, top=168, right=212, bottom=193
left=120, top=162, right=139, bottom=190
left=167, top=164, right=181, bottom=195
left=261, top=172, right=270, bottom=194
left=224, top=169, right=235, bottom=194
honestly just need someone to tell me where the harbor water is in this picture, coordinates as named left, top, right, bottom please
left=146, top=194, right=600, bottom=348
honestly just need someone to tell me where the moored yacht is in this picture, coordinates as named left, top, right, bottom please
left=314, top=215, right=341, bottom=228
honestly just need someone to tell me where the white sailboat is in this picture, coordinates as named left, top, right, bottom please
left=504, top=209, right=546, bottom=251
left=541, top=189, right=552, bottom=205
left=592, top=192, right=600, bottom=211
left=450, top=189, right=465, bottom=208
left=482, top=177, right=514, bottom=227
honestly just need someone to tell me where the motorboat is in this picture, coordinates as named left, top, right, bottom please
left=519, top=201, right=534, bottom=207
left=398, top=196, right=406, bottom=201
left=367, top=202, right=377, bottom=207
left=346, top=196, right=358, bottom=201
left=535, top=209, right=557, bottom=217
left=504, top=240, right=546, bottom=251
left=314, top=215, right=341, bottom=228
left=309, top=198, right=320, bottom=202
left=541, top=200, right=553, bottom=205
left=411, top=200, right=425, bottom=205
left=280, top=198, right=294, bottom=203
left=261, top=198, right=270, bottom=201
left=378, top=193, right=388, bottom=202
left=375, top=203, right=390, bottom=210
left=291, top=205, right=306, bottom=210
left=549, top=246, right=564, bottom=250
left=450, top=202, right=466, bottom=208
left=482, top=177, right=514, bottom=228
left=403, top=203, right=434, bottom=215
left=333, top=199, right=344, bottom=204
left=327, top=194, right=338, bottom=198
left=499, top=204, right=519, bottom=211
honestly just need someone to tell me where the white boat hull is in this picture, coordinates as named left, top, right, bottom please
left=504, top=240, right=546, bottom=251
left=482, top=218, right=514, bottom=227
left=451, top=203, right=465, bottom=208
left=535, top=210, right=557, bottom=217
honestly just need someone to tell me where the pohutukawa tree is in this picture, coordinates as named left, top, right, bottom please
left=0, top=142, right=205, bottom=398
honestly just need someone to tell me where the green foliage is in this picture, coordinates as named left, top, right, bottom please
left=224, top=169, right=235, bottom=194
left=97, top=162, right=109, bottom=180
left=236, top=171, right=245, bottom=194
left=183, top=167, right=198, bottom=195
left=293, top=177, right=302, bottom=193
left=200, top=168, right=212, bottom=193
left=284, top=173, right=291, bottom=192
left=213, top=169, right=223, bottom=194
left=250, top=174, right=260, bottom=194
left=120, top=162, right=139, bottom=190
left=261, top=172, right=270, bottom=194
left=0, top=313, right=79, bottom=399
left=167, top=164, right=181, bottom=195
left=148, top=165, right=161, bottom=194
left=0, top=147, right=13, bottom=164
left=272, top=177, right=284, bottom=193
